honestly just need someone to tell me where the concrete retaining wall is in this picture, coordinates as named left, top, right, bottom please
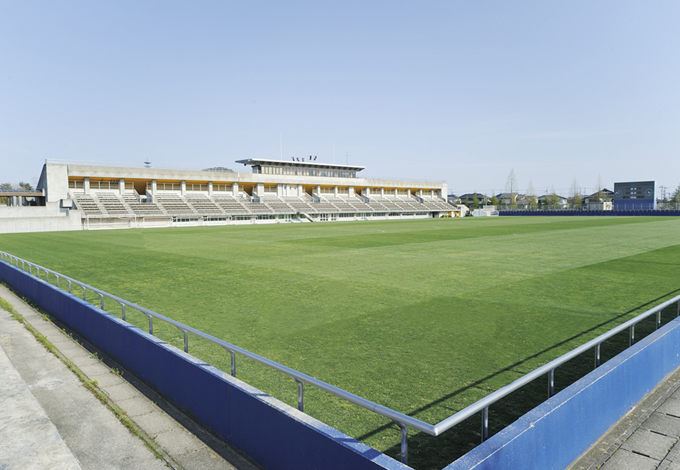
left=0, top=261, right=406, bottom=470
left=0, top=205, right=82, bottom=234
left=446, top=315, right=680, bottom=470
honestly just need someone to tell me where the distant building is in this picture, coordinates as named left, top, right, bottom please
left=495, top=193, right=524, bottom=207
left=458, top=193, right=488, bottom=207
left=584, top=189, right=614, bottom=210
left=537, top=194, right=569, bottom=209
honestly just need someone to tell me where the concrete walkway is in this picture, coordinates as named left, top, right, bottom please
left=0, top=284, right=259, bottom=470
left=569, top=364, right=680, bottom=470
left=0, top=342, right=81, bottom=470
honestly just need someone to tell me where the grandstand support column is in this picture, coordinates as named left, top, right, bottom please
left=334, top=186, right=338, bottom=197
left=297, top=184, right=303, bottom=197
left=231, top=182, right=238, bottom=197
left=417, top=188, right=423, bottom=198
left=181, top=180, right=186, bottom=196
left=349, top=186, right=355, bottom=196
left=363, top=187, right=370, bottom=197
left=84, top=177, right=90, bottom=195
left=380, top=187, right=385, bottom=198
left=315, top=185, right=321, bottom=197
left=119, top=178, right=125, bottom=195
left=277, top=184, right=283, bottom=197
left=151, top=180, right=157, bottom=200
left=208, top=181, right=213, bottom=196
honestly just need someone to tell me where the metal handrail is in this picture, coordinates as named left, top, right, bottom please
left=1, top=249, right=679, bottom=465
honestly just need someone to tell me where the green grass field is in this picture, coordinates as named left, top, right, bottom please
left=2, top=216, right=680, bottom=468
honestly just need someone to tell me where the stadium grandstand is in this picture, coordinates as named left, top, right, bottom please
left=0, top=159, right=460, bottom=232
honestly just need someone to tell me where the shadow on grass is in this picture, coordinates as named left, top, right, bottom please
left=370, top=289, right=680, bottom=470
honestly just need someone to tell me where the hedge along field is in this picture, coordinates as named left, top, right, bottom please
left=2, top=216, right=680, bottom=469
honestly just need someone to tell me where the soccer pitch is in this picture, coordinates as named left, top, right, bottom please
left=2, top=216, right=680, bottom=468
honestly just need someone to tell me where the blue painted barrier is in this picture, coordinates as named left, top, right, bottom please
left=445, top=315, right=680, bottom=470
left=499, top=210, right=680, bottom=216
left=0, top=260, right=407, bottom=470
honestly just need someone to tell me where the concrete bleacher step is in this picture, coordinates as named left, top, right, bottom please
left=117, top=195, right=135, bottom=215
left=0, top=340, right=81, bottom=469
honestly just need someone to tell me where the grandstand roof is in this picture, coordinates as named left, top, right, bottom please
left=0, top=189, right=44, bottom=197
left=235, top=158, right=365, bottom=172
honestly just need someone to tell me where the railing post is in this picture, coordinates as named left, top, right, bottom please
left=630, top=325, right=635, bottom=346
left=481, top=407, right=489, bottom=442
left=657, top=311, right=662, bottom=329
left=68, top=280, right=72, bottom=294
left=394, top=421, right=408, bottom=465
left=183, top=330, right=188, bottom=353
left=294, top=379, right=304, bottom=412
left=595, top=343, right=601, bottom=368
left=148, top=315, right=153, bottom=334
left=548, top=369, right=555, bottom=397
left=99, top=293, right=104, bottom=310
left=56, top=274, right=60, bottom=288
left=83, top=286, right=87, bottom=301
left=120, top=303, right=126, bottom=321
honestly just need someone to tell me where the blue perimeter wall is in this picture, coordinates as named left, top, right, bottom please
left=446, top=314, right=680, bottom=470
left=0, top=260, right=407, bottom=470
left=499, top=210, right=680, bottom=216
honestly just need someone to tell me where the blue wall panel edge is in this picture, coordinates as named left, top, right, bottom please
left=498, top=210, right=680, bottom=217
left=0, top=261, right=408, bottom=470
left=444, top=316, right=680, bottom=470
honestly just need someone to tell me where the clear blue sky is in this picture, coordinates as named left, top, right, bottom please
left=1, top=1, right=678, bottom=197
